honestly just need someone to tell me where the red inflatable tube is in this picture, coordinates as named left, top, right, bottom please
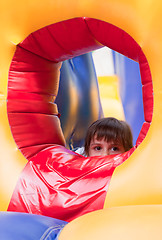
left=7, top=17, right=153, bottom=222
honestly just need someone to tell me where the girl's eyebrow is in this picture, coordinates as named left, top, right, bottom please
left=90, top=142, right=102, bottom=145
left=91, top=141, right=121, bottom=146
left=108, top=142, right=120, bottom=146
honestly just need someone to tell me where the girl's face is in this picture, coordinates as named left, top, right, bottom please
left=88, top=136, right=125, bottom=157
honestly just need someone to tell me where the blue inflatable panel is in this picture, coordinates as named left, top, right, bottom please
left=113, top=51, right=144, bottom=145
left=0, top=212, right=67, bottom=240
left=56, top=52, right=103, bottom=149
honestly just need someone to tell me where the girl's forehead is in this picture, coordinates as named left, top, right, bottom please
left=92, top=134, right=122, bottom=144
left=93, top=135, right=114, bottom=142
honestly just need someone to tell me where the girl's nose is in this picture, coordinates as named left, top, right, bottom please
left=102, top=149, right=109, bottom=156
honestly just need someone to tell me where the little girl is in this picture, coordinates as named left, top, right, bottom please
left=75, top=117, right=133, bottom=157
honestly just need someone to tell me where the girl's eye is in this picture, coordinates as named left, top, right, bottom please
left=94, top=146, right=101, bottom=151
left=112, top=146, right=119, bottom=151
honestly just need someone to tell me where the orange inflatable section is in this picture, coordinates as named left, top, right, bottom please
left=0, top=0, right=162, bottom=239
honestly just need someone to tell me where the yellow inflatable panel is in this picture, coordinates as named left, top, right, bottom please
left=0, top=0, right=162, bottom=238
left=59, top=205, right=162, bottom=240
left=98, top=75, right=125, bottom=119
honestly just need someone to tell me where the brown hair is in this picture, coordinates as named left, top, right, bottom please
left=84, top=117, right=133, bottom=156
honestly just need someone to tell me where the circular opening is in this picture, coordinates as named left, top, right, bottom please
left=56, top=47, right=145, bottom=149
left=7, top=17, right=153, bottom=159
